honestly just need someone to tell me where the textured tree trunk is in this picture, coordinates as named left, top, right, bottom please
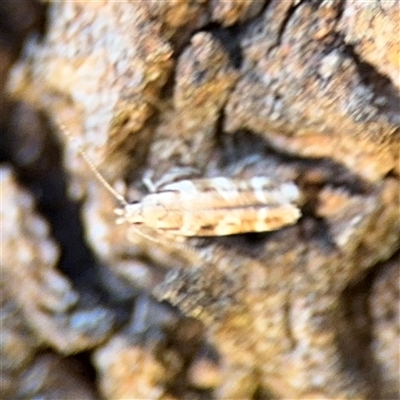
left=2, top=1, right=399, bottom=399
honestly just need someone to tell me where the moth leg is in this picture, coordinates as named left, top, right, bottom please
left=126, top=224, right=163, bottom=244
left=157, top=230, right=187, bottom=243
left=142, top=170, right=157, bottom=193
left=125, top=224, right=186, bottom=245
left=126, top=225, right=201, bottom=264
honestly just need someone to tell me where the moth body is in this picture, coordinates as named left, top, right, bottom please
left=117, top=177, right=302, bottom=236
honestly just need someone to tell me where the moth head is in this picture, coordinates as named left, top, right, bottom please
left=115, top=202, right=143, bottom=225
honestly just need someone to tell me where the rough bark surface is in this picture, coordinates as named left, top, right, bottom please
left=2, top=1, right=399, bottom=399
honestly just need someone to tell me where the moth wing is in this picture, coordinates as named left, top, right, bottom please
left=162, top=203, right=301, bottom=236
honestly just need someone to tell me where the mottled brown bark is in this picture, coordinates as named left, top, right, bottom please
left=2, top=1, right=399, bottom=399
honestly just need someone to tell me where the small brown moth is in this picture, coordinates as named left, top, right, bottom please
left=59, top=123, right=301, bottom=238
left=116, top=177, right=301, bottom=236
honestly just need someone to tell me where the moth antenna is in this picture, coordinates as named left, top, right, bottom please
left=128, top=225, right=199, bottom=260
left=129, top=225, right=161, bottom=244
left=58, top=122, right=128, bottom=207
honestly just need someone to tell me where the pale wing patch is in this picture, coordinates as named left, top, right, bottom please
left=162, top=180, right=198, bottom=193
left=280, top=182, right=301, bottom=203
left=250, top=176, right=274, bottom=203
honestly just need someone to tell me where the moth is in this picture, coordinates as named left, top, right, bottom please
left=59, top=123, right=302, bottom=238
left=116, top=177, right=301, bottom=236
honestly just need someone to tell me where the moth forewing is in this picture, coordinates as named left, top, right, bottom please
left=119, top=177, right=302, bottom=236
